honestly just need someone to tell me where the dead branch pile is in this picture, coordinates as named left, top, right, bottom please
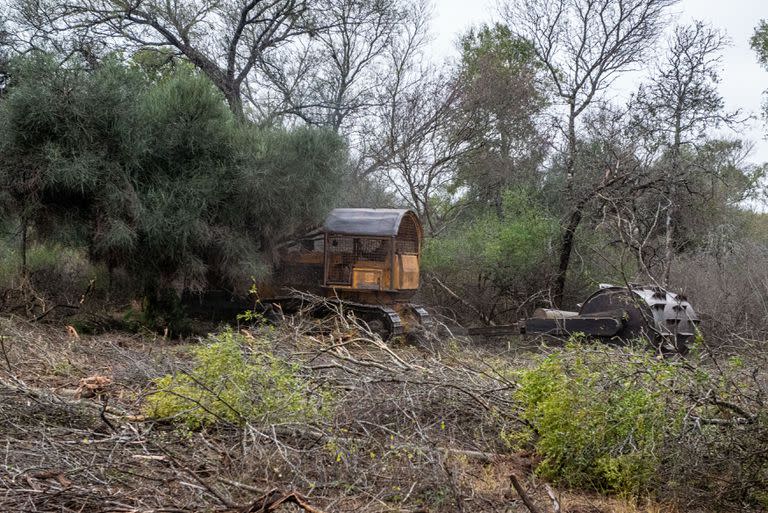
left=0, top=309, right=537, bottom=513
left=1, top=300, right=765, bottom=512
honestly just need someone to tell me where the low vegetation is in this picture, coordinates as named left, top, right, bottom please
left=514, top=343, right=679, bottom=496
left=145, top=330, right=333, bottom=428
left=513, top=341, right=768, bottom=507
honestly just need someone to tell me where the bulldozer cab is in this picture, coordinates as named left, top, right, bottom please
left=322, top=209, right=422, bottom=295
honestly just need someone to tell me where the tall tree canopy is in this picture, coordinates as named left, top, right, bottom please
left=0, top=54, right=346, bottom=295
left=454, top=23, right=548, bottom=215
left=634, top=21, right=740, bottom=283
left=502, top=0, right=679, bottom=305
left=16, top=0, right=312, bottom=117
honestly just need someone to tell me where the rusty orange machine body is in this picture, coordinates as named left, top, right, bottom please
left=184, top=209, right=428, bottom=336
left=275, top=208, right=423, bottom=302
left=269, top=209, right=428, bottom=335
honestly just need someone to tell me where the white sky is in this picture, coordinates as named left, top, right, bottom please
left=430, top=0, right=768, bottom=165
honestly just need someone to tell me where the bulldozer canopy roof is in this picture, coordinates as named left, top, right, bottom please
left=323, top=208, right=417, bottom=237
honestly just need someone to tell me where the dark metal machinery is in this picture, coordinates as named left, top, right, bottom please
left=470, top=284, right=700, bottom=352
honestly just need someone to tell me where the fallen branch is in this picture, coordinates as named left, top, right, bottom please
left=242, top=489, right=328, bottom=513
left=510, top=474, right=542, bottom=513
left=428, top=275, right=495, bottom=326
left=544, top=483, right=561, bottom=513
left=0, top=375, right=129, bottom=419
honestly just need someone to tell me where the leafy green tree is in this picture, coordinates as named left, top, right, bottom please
left=751, top=20, right=768, bottom=72
left=0, top=53, right=345, bottom=315
left=423, top=190, right=558, bottom=323
left=453, top=24, right=547, bottom=216
left=0, top=54, right=141, bottom=274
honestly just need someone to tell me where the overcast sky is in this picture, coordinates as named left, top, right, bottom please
left=430, top=0, right=768, bottom=165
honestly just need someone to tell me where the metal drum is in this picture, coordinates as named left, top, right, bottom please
left=578, top=285, right=700, bottom=351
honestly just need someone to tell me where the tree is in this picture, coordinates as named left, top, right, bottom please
left=751, top=19, right=768, bottom=136
left=0, top=11, right=9, bottom=91
left=634, top=21, right=740, bottom=284
left=0, top=54, right=148, bottom=276
left=501, top=0, right=678, bottom=305
left=15, top=0, right=311, bottom=118
left=454, top=23, right=548, bottom=217
left=751, top=19, right=768, bottom=72
left=367, top=2, right=478, bottom=233
left=0, top=54, right=345, bottom=309
left=377, top=68, right=464, bottom=234
left=256, top=0, right=410, bottom=131
left=422, top=190, right=559, bottom=323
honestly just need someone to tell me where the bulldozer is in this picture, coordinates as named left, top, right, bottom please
left=260, top=208, right=431, bottom=337
left=186, top=208, right=700, bottom=350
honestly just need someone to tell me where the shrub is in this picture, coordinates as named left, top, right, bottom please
left=513, top=340, right=768, bottom=508
left=144, top=330, right=333, bottom=429
left=422, top=189, right=558, bottom=322
left=513, top=342, right=684, bottom=496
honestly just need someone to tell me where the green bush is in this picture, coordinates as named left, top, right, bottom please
left=0, top=238, right=108, bottom=297
left=144, top=330, right=333, bottom=429
left=424, top=190, right=557, bottom=281
left=422, top=189, right=558, bottom=321
left=513, top=342, right=684, bottom=496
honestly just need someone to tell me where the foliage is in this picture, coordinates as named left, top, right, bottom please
left=0, top=239, right=103, bottom=293
left=144, top=330, right=333, bottom=429
left=453, top=24, right=548, bottom=210
left=423, top=190, right=557, bottom=321
left=513, top=342, right=683, bottom=495
left=751, top=20, right=768, bottom=71
left=0, top=53, right=346, bottom=307
left=513, top=341, right=768, bottom=507
left=425, top=190, right=556, bottom=279
left=460, top=23, right=538, bottom=77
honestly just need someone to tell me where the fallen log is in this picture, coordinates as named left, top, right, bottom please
left=241, top=489, right=328, bottom=513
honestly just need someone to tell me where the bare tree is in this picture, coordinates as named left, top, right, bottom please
left=15, top=0, right=311, bottom=117
left=368, top=20, right=549, bottom=235
left=360, top=3, right=468, bottom=233
left=0, top=13, right=9, bottom=92
left=633, top=21, right=741, bottom=285
left=379, top=71, right=467, bottom=234
left=255, top=0, right=410, bottom=132
left=502, top=0, right=678, bottom=306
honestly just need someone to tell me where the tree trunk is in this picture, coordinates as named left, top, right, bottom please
left=553, top=207, right=583, bottom=307
left=19, top=217, right=28, bottom=279
left=663, top=193, right=674, bottom=286
left=222, top=80, right=245, bottom=120
left=664, top=111, right=683, bottom=286
left=552, top=104, right=579, bottom=307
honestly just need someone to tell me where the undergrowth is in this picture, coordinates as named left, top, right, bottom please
left=511, top=341, right=684, bottom=496
left=511, top=339, right=768, bottom=509
left=144, top=330, right=334, bottom=429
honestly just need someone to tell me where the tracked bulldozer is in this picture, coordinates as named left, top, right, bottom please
left=258, top=208, right=432, bottom=337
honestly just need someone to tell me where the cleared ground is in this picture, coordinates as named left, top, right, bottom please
left=0, top=315, right=742, bottom=513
